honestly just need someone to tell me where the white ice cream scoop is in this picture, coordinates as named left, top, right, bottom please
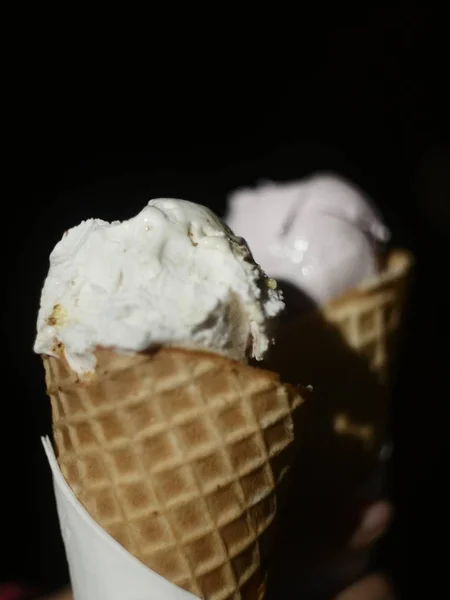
left=34, top=198, right=284, bottom=373
left=226, top=173, right=390, bottom=307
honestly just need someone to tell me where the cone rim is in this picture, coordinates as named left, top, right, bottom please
left=325, top=247, right=413, bottom=309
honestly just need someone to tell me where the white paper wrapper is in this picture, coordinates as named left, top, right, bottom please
left=42, top=437, right=199, bottom=600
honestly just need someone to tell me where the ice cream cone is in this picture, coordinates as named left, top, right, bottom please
left=44, top=346, right=306, bottom=600
left=319, top=248, right=413, bottom=382
left=262, top=249, right=413, bottom=597
left=265, top=249, right=413, bottom=454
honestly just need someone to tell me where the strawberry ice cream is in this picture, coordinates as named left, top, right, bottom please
left=226, top=173, right=390, bottom=306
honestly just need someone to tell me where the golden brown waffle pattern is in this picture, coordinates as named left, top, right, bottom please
left=44, top=347, right=304, bottom=600
left=321, top=250, right=413, bottom=382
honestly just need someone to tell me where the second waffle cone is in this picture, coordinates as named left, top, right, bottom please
left=265, top=250, right=413, bottom=450
left=44, top=346, right=306, bottom=600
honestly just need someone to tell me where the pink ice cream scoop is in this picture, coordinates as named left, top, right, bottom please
left=225, top=173, right=390, bottom=306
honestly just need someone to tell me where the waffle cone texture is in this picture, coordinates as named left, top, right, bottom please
left=264, top=249, right=413, bottom=463
left=258, top=249, right=413, bottom=596
left=44, top=346, right=306, bottom=600
left=269, top=249, right=413, bottom=384
left=320, top=249, right=412, bottom=380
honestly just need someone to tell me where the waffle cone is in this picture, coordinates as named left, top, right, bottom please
left=319, top=248, right=412, bottom=382
left=44, top=346, right=306, bottom=600
left=264, top=249, right=413, bottom=453
left=261, top=249, right=414, bottom=596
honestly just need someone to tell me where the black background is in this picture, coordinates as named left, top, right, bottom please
left=2, top=7, right=448, bottom=598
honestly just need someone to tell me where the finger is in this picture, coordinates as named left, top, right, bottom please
left=334, top=573, right=395, bottom=600
left=39, top=590, right=73, bottom=600
left=349, top=501, right=393, bottom=549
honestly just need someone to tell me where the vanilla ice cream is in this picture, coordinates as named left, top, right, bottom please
left=34, top=198, right=284, bottom=372
left=226, top=173, right=390, bottom=306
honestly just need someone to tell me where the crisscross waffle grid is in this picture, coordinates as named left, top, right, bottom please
left=323, top=281, right=401, bottom=380
left=322, top=250, right=412, bottom=381
left=45, top=348, right=304, bottom=600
